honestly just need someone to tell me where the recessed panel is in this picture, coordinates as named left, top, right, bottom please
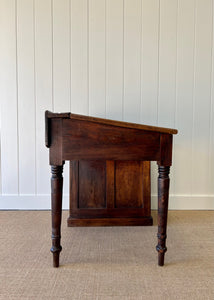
left=115, top=161, right=143, bottom=208
left=78, top=160, right=106, bottom=209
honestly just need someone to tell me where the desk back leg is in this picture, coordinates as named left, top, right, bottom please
left=50, top=164, right=64, bottom=267
left=156, top=166, right=170, bottom=266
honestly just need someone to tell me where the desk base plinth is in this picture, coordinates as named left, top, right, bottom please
left=67, top=216, right=153, bottom=227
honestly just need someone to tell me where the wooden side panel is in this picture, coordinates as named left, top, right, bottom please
left=142, top=161, right=151, bottom=216
left=106, top=160, right=115, bottom=208
left=50, top=119, right=63, bottom=165
left=62, top=119, right=160, bottom=161
left=115, top=161, right=143, bottom=208
left=78, top=160, right=106, bottom=209
left=69, top=160, right=152, bottom=224
left=70, top=160, right=79, bottom=212
left=158, top=134, right=173, bottom=166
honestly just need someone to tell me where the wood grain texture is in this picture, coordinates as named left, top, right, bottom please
left=106, top=160, right=115, bottom=209
left=67, top=217, right=153, bottom=227
left=78, top=160, right=106, bottom=209
left=49, top=119, right=63, bottom=165
left=62, top=119, right=161, bottom=161
left=69, top=160, right=151, bottom=220
left=69, top=160, right=79, bottom=212
left=115, top=161, right=143, bottom=208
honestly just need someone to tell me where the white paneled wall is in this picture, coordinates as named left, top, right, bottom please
left=0, top=0, right=213, bottom=209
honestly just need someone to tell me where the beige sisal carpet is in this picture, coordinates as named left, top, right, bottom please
left=0, top=210, right=213, bottom=299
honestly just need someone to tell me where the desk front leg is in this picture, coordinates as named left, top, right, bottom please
left=50, top=164, right=64, bottom=267
left=156, top=165, right=170, bottom=266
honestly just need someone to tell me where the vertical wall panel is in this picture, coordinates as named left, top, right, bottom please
left=141, top=0, right=160, bottom=197
left=71, top=0, right=88, bottom=115
left=106, top=0, right=123, bottom=121
left=209, top=1, right=214, bottom=195
left=192, top=0, right=213, bottom=195
left=158, top=0, right=178, bottom=128
left=141, top=0, right=159, bottom=126
left=88, top=0, right=106, bottom=117
left=52, top=0, right=70, bottom=112
left=17, top=0, right=36, bottom=194
left=174, top=0, right=195, bottom=195
left=35, top=0, right=52, bottom=194
left=0, top=0, right=19, bottom=194
left=52, top=0, right=71, bottom=201
left=123, top=0, right=142, bottom=123
left=158, top=0, right=178, bottom=196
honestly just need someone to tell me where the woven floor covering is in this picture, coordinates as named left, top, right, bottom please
left=0, top=210, right=213, bottom=300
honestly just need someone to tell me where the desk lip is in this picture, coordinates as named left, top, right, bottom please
left=45, top=110, right=178, bottom=135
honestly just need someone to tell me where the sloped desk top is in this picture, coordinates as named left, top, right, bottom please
left=45, top=110, right=177, bottom=267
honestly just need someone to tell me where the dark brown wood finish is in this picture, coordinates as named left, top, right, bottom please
left=50, top=164, right=64, bottom=268
left=45, top=110, right=177, bottom=267
left=156, top=166, right=170, bottom=266
left=68, top=160, right=152, bottom=226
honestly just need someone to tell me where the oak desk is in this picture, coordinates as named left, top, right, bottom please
left=45, top=111, right=177, bottom=267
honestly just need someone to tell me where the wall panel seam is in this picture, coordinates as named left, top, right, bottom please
left=51, top=0, right=54, bottom=111
left=15, top=0, right=20, bottom=195
left=208, top=0, right=214, bottom=191
left=140, top=0, right=143, bottom=124
left=122, top=0, right=124, bottom=121
left=33, top=0, right=37, bottom=195
left=156, top=0, right=161, bottom=126
left=105, top=0, right=107, bottom=118
left=69, top=0, right=72, bottom=112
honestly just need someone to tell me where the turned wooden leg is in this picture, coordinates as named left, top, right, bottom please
left=50, top=164, right=64, bottom=267
left=156, top=166, right=170, bottom=266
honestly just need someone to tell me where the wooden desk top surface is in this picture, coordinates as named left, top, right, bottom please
left=45, top=110, right=178, bottom=137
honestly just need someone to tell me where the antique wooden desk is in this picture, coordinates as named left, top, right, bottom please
left=45, top=111, right=177, bottom=267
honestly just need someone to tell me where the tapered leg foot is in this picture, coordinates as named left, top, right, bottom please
left=52, top=251, right=61, bottom=268
left=158, top=252, right=164, bottom=266
left=51, top=242, right=62, bottom=268
left=156, top=242, right=167, bottom=266
left=156, top=165, right=170, bottom=266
